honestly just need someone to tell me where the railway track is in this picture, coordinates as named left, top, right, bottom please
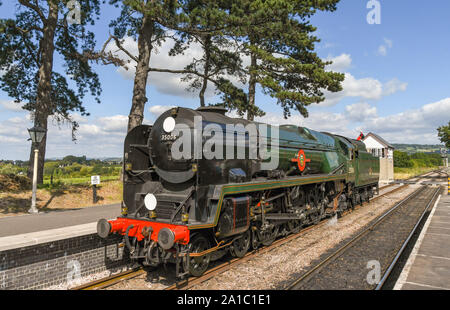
left=71, top=268, right=146, bottom=290
left=72, top=170, right=443, bottom=290
left=285, top=185, right=441, bottom=290
left=165, top=184, right=411, bottom=291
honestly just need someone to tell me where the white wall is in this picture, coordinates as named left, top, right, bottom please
left=363, top=136, right=383, bottom=149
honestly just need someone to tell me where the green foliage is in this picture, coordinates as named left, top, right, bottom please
left=0, top=0, right=103, bottom=136
left=394, top=150, right=443, bottom=168
left=126, top=0, right=344, bottom=119
left=0, top=163, right=27, bottom=175
left=394, top=151, right=413, bottom=168
left=437, top=121, right=450, bottom=148
left=220, top=0, right=344, bottom=119
left=43, top=162, right=121, bottom=180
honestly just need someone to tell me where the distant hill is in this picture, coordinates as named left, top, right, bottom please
left=393, top=144, right=447, bottom=155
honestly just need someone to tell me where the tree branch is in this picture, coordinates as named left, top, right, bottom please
left=18, top=0, right=46, bottom=22
left=82, top=34, right=133, bottom=68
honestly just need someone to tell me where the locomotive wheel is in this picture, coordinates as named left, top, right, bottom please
left=311, top=203, right=325, bottom=225
left=259, top=225, right=279, bottom=246
left=287, top=220, right=301, bottom=233
left=184, top=234, right=211, bottom=277
left=230, top=230, right=251, bottom=258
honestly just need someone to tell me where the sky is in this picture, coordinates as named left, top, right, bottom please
left=0, top=0, right=449, bottom=160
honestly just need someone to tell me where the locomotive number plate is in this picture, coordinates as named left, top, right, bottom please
left=161, top=134, right=178, bottom=141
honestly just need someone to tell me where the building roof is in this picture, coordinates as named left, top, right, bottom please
left=363, top=132, right=395, bottom=149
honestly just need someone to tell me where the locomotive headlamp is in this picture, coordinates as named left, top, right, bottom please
left=144, top=193, right=157, bottom=211
left=163, top=116, right=176, bottom=133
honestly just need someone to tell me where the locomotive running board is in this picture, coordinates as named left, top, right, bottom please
left=189, top=173, right=347, bottom=230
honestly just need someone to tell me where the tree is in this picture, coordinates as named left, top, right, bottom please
left=90, top=0, right=248, bottom=130
left=0, top=0, right=102, bottom=184
left=437, top=121, right=450, bottom=148
left=393, top=150, right=413, bottom=168
left=169, top=0, right=246, bottom=107
left=89, top=0, right=179, bottom=132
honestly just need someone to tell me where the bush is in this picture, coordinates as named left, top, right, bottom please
left=394, top=151, right=443, bottom=168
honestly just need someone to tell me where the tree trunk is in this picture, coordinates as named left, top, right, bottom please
left=247, top=51, right=257, bottom=121
left=127, top=16, right=154, bottom=132
left=199, top=35, right=212, bottom=107
left=27, top=2, right=58, bottom=185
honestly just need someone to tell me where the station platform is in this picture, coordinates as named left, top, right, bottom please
left=395, top=193, right=450, bottom=290
left=0, top=203, right=120, bottom=238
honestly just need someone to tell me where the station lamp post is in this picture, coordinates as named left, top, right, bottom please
left=27, top=124, right=47, bottom=214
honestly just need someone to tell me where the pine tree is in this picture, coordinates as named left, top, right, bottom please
left=0, top=0, right=102, bottom=184
left=89, top=0, right=183, bottom=132
left=170, top=0, right=246, bottom=107
left=92, top=0, right=248, bottom=129
left=226, top=0, right=344, bottom=120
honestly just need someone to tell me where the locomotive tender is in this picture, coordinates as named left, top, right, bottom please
left=97, top=106, right=380, bottom=277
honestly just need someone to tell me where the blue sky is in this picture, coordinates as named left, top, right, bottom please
left=0, top=0, right=449, bottom=160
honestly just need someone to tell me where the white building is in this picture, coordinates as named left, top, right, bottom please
left=362, top=132, right=395, bottom=183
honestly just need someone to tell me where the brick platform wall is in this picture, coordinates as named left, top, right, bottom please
left=0, top=233, right=130, bottom=290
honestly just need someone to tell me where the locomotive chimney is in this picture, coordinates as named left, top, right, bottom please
left=196, top=106, right=227, bottom=115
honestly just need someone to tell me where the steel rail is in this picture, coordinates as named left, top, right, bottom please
left=165, top=220, right=328, bottom=290
left=71, top=267, right=145, bottom=290
left=375, top=186, right=441, bottom=290
left=284, top=185, right=433, bottom=290
left=166, top=184, right=411, bottom=291
left=72, top=171, right=441, bottom=291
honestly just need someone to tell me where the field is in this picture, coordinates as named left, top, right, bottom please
left=394, top=167, right=438, bottom=180
left=0, top=174, right=122, bottom=218
left=42, top=175, right=119, bottom=185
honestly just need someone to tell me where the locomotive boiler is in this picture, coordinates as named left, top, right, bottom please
left=97, top=106, right=380, bottom=277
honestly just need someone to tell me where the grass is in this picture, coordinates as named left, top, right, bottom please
left=394, top=166, right=437, bottom=180
left=0, top=180, right=123, bottom=218
left=42, top=175, right=119, bottom=185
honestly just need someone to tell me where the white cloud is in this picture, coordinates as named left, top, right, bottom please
left=323, top=73, right=383, bottom=106
left=106, top=36, right=216, bottom=98
left=149, top=105, right=175, bottom=117
left=377, top=38, right=393, bottom=56
left=378, top=45, right=387, bottom=56
left=363, top=97, right=450, bottom=144
left=323, top=73, right=407, bottom=107
left=345, top=102, right=378, bottom=122
left=1, top=96, right=446, bottom=159
left=325, top=54, right=352, bottom=72
left=321, top=53, right=407, bottom=106
left=383, top=78, right=408, bottom=96
left=384, top=38, right=393, bottom=49
left=0, top=113, right=131, bottom=160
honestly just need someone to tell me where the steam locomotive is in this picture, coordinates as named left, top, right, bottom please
left=97, top=106, right=380, bottom=277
